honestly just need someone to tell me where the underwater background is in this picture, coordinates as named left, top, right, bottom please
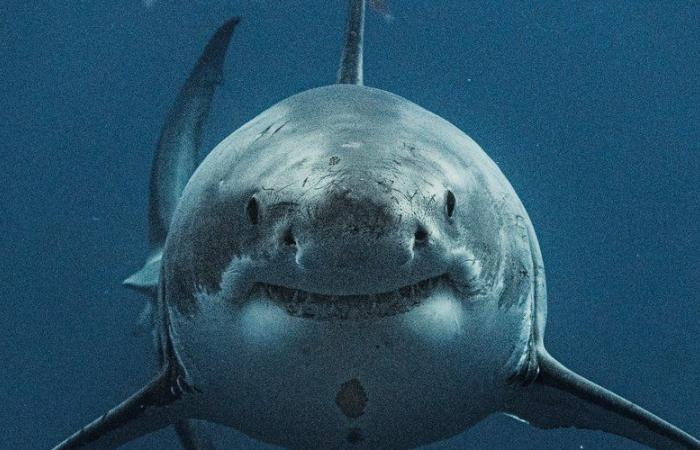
left=1, top=1, right=698, bottom=449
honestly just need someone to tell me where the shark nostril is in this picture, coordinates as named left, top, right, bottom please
left=283, top=227, right=297, bottom=248
left=414, top=226, right=428, bottom=246
left=246, top=196, right=260, bottom=225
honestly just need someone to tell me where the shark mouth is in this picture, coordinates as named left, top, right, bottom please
left=251, top=274, right=451, bottom=320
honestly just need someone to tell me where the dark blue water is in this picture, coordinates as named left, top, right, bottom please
left=2, top=1, right=698, bottom=449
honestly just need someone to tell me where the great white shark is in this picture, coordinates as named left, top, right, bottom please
left=54, top=1, right=699, bottom=449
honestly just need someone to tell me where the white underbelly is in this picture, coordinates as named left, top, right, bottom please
left=169, top=288, right=530, bottom=449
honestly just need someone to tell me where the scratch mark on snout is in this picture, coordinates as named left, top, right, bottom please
left=253, top=120, right=290, bottom=143
left=271, top=120, right=289, bottom=135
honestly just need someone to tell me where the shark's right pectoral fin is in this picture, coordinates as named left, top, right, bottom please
left=52, top=365, right=192, bottom=450
left=505, top=349, right=700, bottom=449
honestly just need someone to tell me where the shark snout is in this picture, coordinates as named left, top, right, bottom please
left=279, top=187, right=430, bottom=279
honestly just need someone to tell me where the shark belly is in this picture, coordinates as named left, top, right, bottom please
left=169, top=287, right=532, bottom=449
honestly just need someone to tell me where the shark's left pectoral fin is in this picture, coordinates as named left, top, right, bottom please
left=52, top=365, right=192, bottom=450
left=505, top=349, right=700, bottom=449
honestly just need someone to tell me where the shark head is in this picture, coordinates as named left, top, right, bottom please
left=166, top=85, right=537, bottom=320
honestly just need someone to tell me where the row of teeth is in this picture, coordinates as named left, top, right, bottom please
left=253, top=275, right=448, bottom=320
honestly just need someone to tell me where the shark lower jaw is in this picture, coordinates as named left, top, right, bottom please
left=249, top=274, right=453, bottom=320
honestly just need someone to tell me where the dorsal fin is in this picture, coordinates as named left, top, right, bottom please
left=337, top=0, right=365, bottom=85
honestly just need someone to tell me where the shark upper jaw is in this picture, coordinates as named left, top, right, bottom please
left=247, top=274, right=458, bottom=320
left=214, top=248, right=481, bottom=320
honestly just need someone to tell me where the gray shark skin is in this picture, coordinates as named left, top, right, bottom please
left=337, top=0, right=364, bottom=85
left=52, top=1, right=699, bottom=449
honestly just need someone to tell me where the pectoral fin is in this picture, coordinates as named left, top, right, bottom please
left=505, top=349, right=700, bottom=449
left=52, top=365, right=193, bottom=450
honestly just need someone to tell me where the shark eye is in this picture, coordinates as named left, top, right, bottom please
left=446, top=190, right=456, bottom=218
left=246, top=196, right=260, bottom=225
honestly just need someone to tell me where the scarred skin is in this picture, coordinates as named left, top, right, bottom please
left=160, top=84, right=544, bottom=449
